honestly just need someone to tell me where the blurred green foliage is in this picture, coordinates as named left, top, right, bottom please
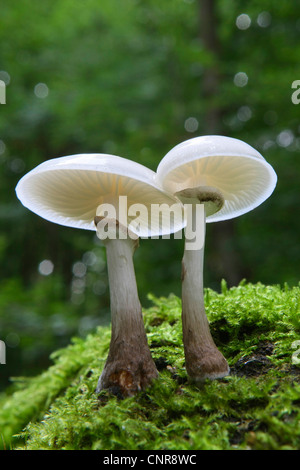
left=0, top=0, right=299, bottom=391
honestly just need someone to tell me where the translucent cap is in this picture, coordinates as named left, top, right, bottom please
left=15, top=153, right=184, bottom=237
left=156, top=135, right=277, bottom=222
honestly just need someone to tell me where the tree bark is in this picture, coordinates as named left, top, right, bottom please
left=198, top=0, right=243, bottom=286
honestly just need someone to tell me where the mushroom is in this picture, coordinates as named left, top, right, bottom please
left=15, top=153, right=184, bottom=396
left=156, top=135, right=277, bottom=383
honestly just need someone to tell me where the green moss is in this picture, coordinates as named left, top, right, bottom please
left=1, top=282, right=300, bottom=450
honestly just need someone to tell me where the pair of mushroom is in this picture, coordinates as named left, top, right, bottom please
left=15, top=136, right=277, bottom=396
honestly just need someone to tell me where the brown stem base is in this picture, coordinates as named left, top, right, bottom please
left=96, top=337, right=158, bottom=397
left=183, top=339, right=230, bottom=383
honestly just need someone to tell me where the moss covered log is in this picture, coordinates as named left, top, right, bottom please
left=0, top=282, right=300, bottom=450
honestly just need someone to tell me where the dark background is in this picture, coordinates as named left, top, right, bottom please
left=0, top=0, right=299, bottom=390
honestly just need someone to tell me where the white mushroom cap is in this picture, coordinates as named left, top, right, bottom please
left=156, top=135, right=277, bottom=222
left=16, top=153, right=184, bottom=237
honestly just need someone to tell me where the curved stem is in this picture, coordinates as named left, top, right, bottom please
left=181, top=204, right=229, bottom=382
left=96, top=226, right=158, bottom=396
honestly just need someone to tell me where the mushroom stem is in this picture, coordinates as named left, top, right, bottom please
left=95, top=219, right=158, bottom=397
left=181, top=203, right=229, bottom=383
